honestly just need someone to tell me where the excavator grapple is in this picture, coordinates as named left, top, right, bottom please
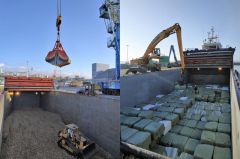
left=57, top=124, right=96, bottom=158
left=45, top=40, right=70, bottom=67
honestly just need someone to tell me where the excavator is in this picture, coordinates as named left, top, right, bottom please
left=45, top=0, right=71, bottom=67
left=127, top=23, right=185, bottom=74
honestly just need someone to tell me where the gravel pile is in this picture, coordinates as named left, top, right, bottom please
left=1, top=108, right=74, bottom=159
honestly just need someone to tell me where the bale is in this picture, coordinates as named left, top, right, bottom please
left=165, top=113, right=179, bottom=126
left=194, top=144, right=214, bottom=159
left=191, top=114, right=201, bottom=121
left=173, top=108, right=185, bottom=118
left=179, top=152, right=193, bottom=159
left=154, top=111, right=170, bottom=119
left=215, top=132, right=231, bottom=147
left=160, top=132, right=176, bottom=146
left=121, top=125, right=128, bottom=131
left=171, top=134, right=189, bottom=152
left=121, top=107, right=140, bottom=116
left=185, top=120, right=198, bottom=128
left=126, top=131, right=151, bottom=150
left=190, top=129, right=202, bottom=140
left=133, top=119, right=153, bottom=131
left=121, top=127, right=139, bottom=141
left=121, top=115, right=128, bottom=124
left=122, top=117, right=142, bottom=127
left=201, top=130, right=215, bottom=145
left=171, top=125, right=183, bottom=134
left=180, top=127, right=194, bottom=137
left=158, top=106, right=175, bottom=113
left=184, top=138, right=199, bottom=155
left=204, top=122, right=218, bottom=131
left=207, top=114, right=218, bottom=122
left=217, top=123, right=231, bottom=134
left=138, top=110, right=154, bottom=119
left=196, top=121, right=207, bottom=130
left=179, top=119, right=188, bottom=126
left=143, top=122, right=164, bottom=140
left=213, top=146, right=231, bottom=159
left=219, top=115, right=231, bottom=124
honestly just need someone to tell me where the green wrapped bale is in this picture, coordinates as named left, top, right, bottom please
left=154, top=111, right=170, bottom=119
left=191, top=114, right=201, bottom=121
left=158, top=106, right=175, bottom=112
left=201, top=130, right=215, bottom=145
left=121, top=125, right=128, bottom=131
left=122, top=117, right=141, bottom=127
left=179, top=119, right=188, bottom=126
left=126, top=131, right=151, bottom=150
left=204, top=122, right=218, bottom=131
left=196, top=121, right=207, bottom=130
left=215, top=132, right=231, bottom=147
left=179, top=152, right=193, bottom=159
left=184, top=138, right=199, bottom=155
left=194, top=144, right=214, bottom=159
left=121, top=107, right=140, bottom=116
left=138, top=110, right=154, bottom=119
left=217, top=123, right=231, bottom=134
left=219, top=115, right=231, bottom=124
left=185, top=120, right=198, bottom=128
left=171, top=125, right=183, bottom=134
left=160, top=132, right=177, bottom=146
left=190, top=129, right=202, bottom=140
left=207, top=114, right=219, bottom=122
left=165, top=113, right=179, bottom=126
left=143, top=121, right=165, bottom=140
left=213, top=146, right=231, bottom=159
left=173, top=108, right=185, bottom=118
left=121, top=127, right=138, bottom=141
left=120, top=115, right=128, bottom=124
left=171, top=134, right=189, bottom=152
left=152, top=117, right=162, bottom=122
left=151, top=145, right=168, bottom=156
left=133, top=119, right=153, bottom=130
left=180, top=127, right=194, bottom=137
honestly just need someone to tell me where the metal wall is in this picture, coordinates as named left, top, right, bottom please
left=121, top=69, right=181, bottom=107
left=41, top=92, right=120, bottom=158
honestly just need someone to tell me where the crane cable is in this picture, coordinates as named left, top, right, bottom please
left=56, top=0, right=62, bottom=40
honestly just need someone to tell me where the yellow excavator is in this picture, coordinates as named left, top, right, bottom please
left=127, top=23, right=185, bottom=74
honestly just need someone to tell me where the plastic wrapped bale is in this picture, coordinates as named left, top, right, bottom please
left=154, top=111, right=170, bottom=119
left=213, top=147, right=231, bottom=159
left=121, top=107, right=140, bottom=116
left=126, top=131, right=151, bottom=150
left=190, top=129, right=202, bottom=140
left=179, top=119, right=188, bottom=126
left=191, top=114, right=201, bottom=121
left=138, top=110, right=154, bottom=119
left=184, top=138, right=199, bottom=154
left=180, top=127, right=194, bottom=137
left=185, top=120, right=198, bottom=128
left=201, top=130, right=215, bottom=145
left=158, top=106, right=175, bottom=113
left=171, top=125, right=183, bottom=134
left=121, top=127, right=139, bottom=141
left=173, top=108, right=185, bottom=118
left=207, top=96, right=215, bottom=103
left=179, top=152, right=193, bottom=159
left=194, top=144, right=214, bottom=159
left=152, top=145, right=179, bottom=158
left=122, top=117, right=141, bottom=127
left=207, top=114, right=218, bottom=122
left=143, top=122, right=164, bottom=140
left=160, top=132, right=177, bottom=146
left=171, top=134, right=188, bottom=152
left=120, top=115, right=128, bottom=124
left=215, top=132, right=231, bottom=147
left=217, top=123, right=231, bottom=134
left=165, top=114, right=179, bottom=126
left=152, top=117, right=162, bottom=122
left=121, top=125, right=128, bottom=131
left=196, top=121, right=207, bottom=130
left=219, top=115, right=231, bottom=124
left=159, top=120, right=172, bottom=135
left=204, top=122, right=218, bottom=131
left=133, top=119, right=153, bottom=130
left=221, top=104, right=231, bottom=113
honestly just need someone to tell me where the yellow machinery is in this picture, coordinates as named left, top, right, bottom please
left=58, top=124, right=96, bottom=158
left=130, top=23, right=185, bottom=72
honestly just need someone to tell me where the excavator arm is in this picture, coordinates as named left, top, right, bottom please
left=131, top=23, right=185, bottom=68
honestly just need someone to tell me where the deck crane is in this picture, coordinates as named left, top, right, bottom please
left=99, top=0, right=120, bottom=95
left=45, top=0, right=71, bottom=67
left=129, top=23, right=184, bottom=73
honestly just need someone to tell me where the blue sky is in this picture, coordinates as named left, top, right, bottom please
left=0, top=0, right=115, bottom=78
left=120, top=0, right=240, bottom=63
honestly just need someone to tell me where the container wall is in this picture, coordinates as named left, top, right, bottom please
left=121, top=69, right=181, bottom=107
left=12, top=92, right=40, bottom=110
left=41, top=92, right=120, bottom=158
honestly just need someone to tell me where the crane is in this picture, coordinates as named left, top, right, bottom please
left=45, top=0, right=71, bottom=67
left=130, top=23, right=185, bottom=72
left=99, top=0, right=120, bottom=95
